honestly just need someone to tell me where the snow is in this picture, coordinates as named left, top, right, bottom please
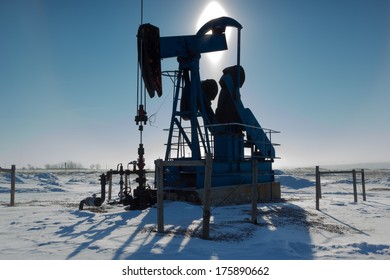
left=0, top=169, right=389, bottom=260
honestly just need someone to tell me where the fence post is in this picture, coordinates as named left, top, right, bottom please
left=202, top=153, right=212, bottom=239
left=352, top=169, right=358, bottom=203
left=315, top=166, right=320, bottom=210
left=156, top=159, right=164, bottom=234
left=10, top=165, right=16, bottom=206
left=361, top=169, right=366, bottom=201
left=251, top=159, right=258, bottom=224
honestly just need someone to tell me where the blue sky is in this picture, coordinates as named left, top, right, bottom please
left=1, top=0, right=389, bottom=169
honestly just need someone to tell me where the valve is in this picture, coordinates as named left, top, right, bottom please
left=135, top=104, right=148, bottom=126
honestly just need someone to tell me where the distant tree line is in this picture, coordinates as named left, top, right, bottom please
left=44, top=161, right=84, bottom=170
left=23, top=161, right=103, bottom=170
left=89, top=164, right=101, bottom=170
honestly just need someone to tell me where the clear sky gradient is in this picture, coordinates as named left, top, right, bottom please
left=1, top=0, right=389, bottom=169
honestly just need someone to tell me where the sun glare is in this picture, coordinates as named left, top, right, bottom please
left=196, top=2, right=231, bottom=64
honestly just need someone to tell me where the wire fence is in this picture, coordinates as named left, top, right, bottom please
left=315, top=166, right=366, bottom=210
left=154, top=155, right=276, bottom=239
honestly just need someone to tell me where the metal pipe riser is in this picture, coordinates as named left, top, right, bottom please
left=78, top=173, right=106, bottom=210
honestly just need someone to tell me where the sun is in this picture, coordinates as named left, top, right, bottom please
left=196, top=2, right=231, bottom=64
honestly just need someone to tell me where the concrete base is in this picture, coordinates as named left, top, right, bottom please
left=164, top=182, right=281, bottom=206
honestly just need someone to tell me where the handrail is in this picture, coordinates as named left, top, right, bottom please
left=163, top=122, right=280, bottom=160
left=165, top=122, right=280, bottom=134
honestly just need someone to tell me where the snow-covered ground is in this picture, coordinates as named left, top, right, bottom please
left=0, top=168, right=389, bottom=260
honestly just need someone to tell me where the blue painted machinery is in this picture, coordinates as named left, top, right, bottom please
left=138, top=17, right=279, bottom=197
left=79, top=16, right=279, bottom=211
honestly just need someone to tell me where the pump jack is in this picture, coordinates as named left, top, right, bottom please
left=79, top=16, right=279, bottom=211
left=139, top=17, right=279, bottom=199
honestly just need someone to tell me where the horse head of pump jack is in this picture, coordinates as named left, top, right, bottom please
left=137, top=17, right=242, bottom=99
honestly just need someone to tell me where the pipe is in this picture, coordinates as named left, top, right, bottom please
left=79, top=173, right=106, bottom=210
left=100, top=173, right=106, bottom=202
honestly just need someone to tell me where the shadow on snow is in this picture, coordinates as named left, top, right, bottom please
left=58, top=201, right=315, bottom=260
